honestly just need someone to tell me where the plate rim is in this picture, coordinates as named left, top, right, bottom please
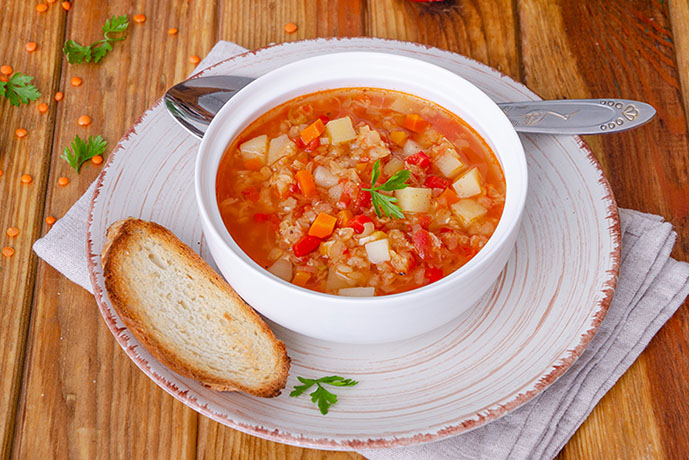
left=85, top=37, right=621, bottom=449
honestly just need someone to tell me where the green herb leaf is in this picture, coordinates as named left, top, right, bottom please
left=362, top=159, right=411, bottom=219
left=61, top=135, right=107, bottom=173
left=1, top=73, right=41, bottom=106
left=64, top=15, right=128, bottom=64
left=289, top=375, right=358, bottom=415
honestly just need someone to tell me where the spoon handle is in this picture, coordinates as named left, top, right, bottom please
left=497, top=99, right=655, bottom=135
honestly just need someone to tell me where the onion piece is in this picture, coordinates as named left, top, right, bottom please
left=365, top=238, right=391, bottom=264
left=314, top=165, right=339, bottom=187
left=267, top=258, right=293, bottom=282
left=338, top=287, right=375, bottom=297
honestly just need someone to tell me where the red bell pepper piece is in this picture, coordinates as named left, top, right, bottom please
left=412, top=229, right=434, bottom=260
left=292, top=235, right=322, bottom=257
left=354, top=186, right=372, bottom=210
left=405, top=151, right=431, bottom=170
left=424, top=175, right=450, bottom=189
left=346, top=215, right=373, bottom=234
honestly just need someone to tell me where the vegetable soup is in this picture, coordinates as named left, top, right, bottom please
left=216, top=88, right=506, bottom=296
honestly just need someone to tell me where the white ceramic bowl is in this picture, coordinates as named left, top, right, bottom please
left=195, top=52, right=527, bottom=344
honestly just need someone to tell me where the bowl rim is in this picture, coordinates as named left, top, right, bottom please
left=195, top=50, right=528, bottom=303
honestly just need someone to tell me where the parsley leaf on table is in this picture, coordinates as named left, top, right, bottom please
left=362, top=159, right=411, bottom=219
left=0, top=73, right=41, bottom=106
left=63, top=15, right=129, bottom=64
left=289, top=375, right=359, bottom=415
left=61, top=135, right=107, bottom=173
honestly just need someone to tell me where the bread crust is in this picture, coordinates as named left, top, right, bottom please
left=102, top=218, right=290, bottom=397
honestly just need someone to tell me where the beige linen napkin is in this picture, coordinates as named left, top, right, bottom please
left=33, top=41, right=689, bottom=460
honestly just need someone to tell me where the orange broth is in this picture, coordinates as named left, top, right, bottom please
left=216, top=88, right=505, bottom=296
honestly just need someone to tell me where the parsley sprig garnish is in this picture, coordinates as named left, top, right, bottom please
left=0, top=73, right=41, bottom=106
left=289, top=375, right=359, bottom=415
left=362, top=159, right=411, bottom=219
left=63, top=15, right=129, bottom=64
left=61, top=135, right=107, bottom=173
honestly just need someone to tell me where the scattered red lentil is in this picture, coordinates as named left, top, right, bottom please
left=47, top=0, right=56, bottom=3
left=62, top=1, right=70, bottom=10
left=2, top=247, right=15, bottom=258
left=6, top=227, right=19, bottom=238
left=21, top=174, right=33, bottom=184
left=0, top=169, right=3, bottom=177
left=0, top=65, right=12, bottom=76
left=167, top=27, right=178, bottom=35
left=133, top=14, right=146, bottom=24
left=70, top=76, right=82, bottom=87
left=15, top=128, right=28, bottom=138
left=45, top=216, right=56, bottom=225
left=189, top=55, right=200, bottom=65
left=57, top=176, right=70, bottom=186
left=38, top=102, right=48, bottom=113
left=77, top=115, right=91, bottom=126
left=0, top=75, right=8, bottom=83
left=284, top=22, right=298, bottom=33
left=91, top=155, right=103, bottom=165
left=26, top=42, right=38, bottom=53
left=54, top=91, right=64, bottom=101
left=36, top=3, right=48, bottom=13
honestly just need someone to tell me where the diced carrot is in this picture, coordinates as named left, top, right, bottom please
left=292, top=271, right=310, bottom=287
left=308, top=212, right=337, bottom=238
left=336, top=209, right=353, bottom=226
left=355, top=162, right=368, bottom=172
left=26, top=42, right=38, bottom=53
left=299, top=118, right=325, bottom=145
left=438, top=187, right=459, bottom=205
left=243, top=158, right=263, bottom=171
left=295, top=170, right=316, bottom=196
left=389, top=130, right=408, bottom=146
left=402, top=113, right=428, bottom=133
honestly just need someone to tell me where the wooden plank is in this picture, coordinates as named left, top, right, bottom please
left=12, top=1, right=216, bottom=459
left=0, top=2, right=67, bottom=457
left=517, top=1, right=689, bottom=459
left=669, top=0, right=689, bottom=141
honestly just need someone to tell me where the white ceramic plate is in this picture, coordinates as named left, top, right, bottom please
left=86, top=38, right=620, bottom=450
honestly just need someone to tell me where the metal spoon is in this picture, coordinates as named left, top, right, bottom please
left=164, top=75, right=656, bottom=139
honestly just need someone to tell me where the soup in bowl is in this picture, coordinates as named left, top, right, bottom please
left=196, top=52, right=527, bottom=343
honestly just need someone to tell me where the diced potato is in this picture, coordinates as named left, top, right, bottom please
left=383, top=157, right=405, bottom=177
left=402, top=139, right=422, bottom=158
left=267, top=258, right=293, bottom=282
left=338, top=287, right=375, bottom=297
left=395, top=187, right=431, bottom=213
left=365, top=238, right=391, bottom=264
left=326, top=267, right=356, bottom=291
left=267, top=134, right=296, bottom=165
left=325, top=116, right=357, bottom=144
left=313, top=165, right=339, bottom=187
left=239, top=134, right=268, bottom=163
left=451, top=199, right=488, bottom=225
left=390, top=97, right=413, bottom=114
left=452, top=167, right=483, bottom=198
left=434, top=152, right=465, bottom=178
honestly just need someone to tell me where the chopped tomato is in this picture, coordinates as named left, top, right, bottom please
left=354, top=186, right=372, bottom=210
left=424, top=175, right=449, bottom=189
left=253, top=212, right=272, bottom=222
left=425, top=266, right=443, bottom=283
left=417, top=213, right=432, bottom=229
left=346, top=215, right=373, bottom=234
left=241, top=186, right=259, bottom=201
left=405, top=151, right=431, bottom=170
left=288, top=183, right=300, bottom=194
left=292, top=235, right=322, bottom=257
left=304, top=137, right=320, bottom=152
left=318, top=115, right=330, bottom=124
left=412, top=229, right=434, bottom=260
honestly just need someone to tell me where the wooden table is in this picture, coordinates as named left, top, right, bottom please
left=1, top=1, right=688, bottom=458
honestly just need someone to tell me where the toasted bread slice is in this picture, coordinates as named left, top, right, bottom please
left=101, top=218, right=290, bottom=397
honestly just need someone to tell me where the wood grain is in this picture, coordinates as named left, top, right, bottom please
left=0, top=0, right=688, bottom=459
left=0, top=2, right=67, bottom=456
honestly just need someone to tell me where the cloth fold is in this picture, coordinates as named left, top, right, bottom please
left=33, top=41, right=689, bottom=460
